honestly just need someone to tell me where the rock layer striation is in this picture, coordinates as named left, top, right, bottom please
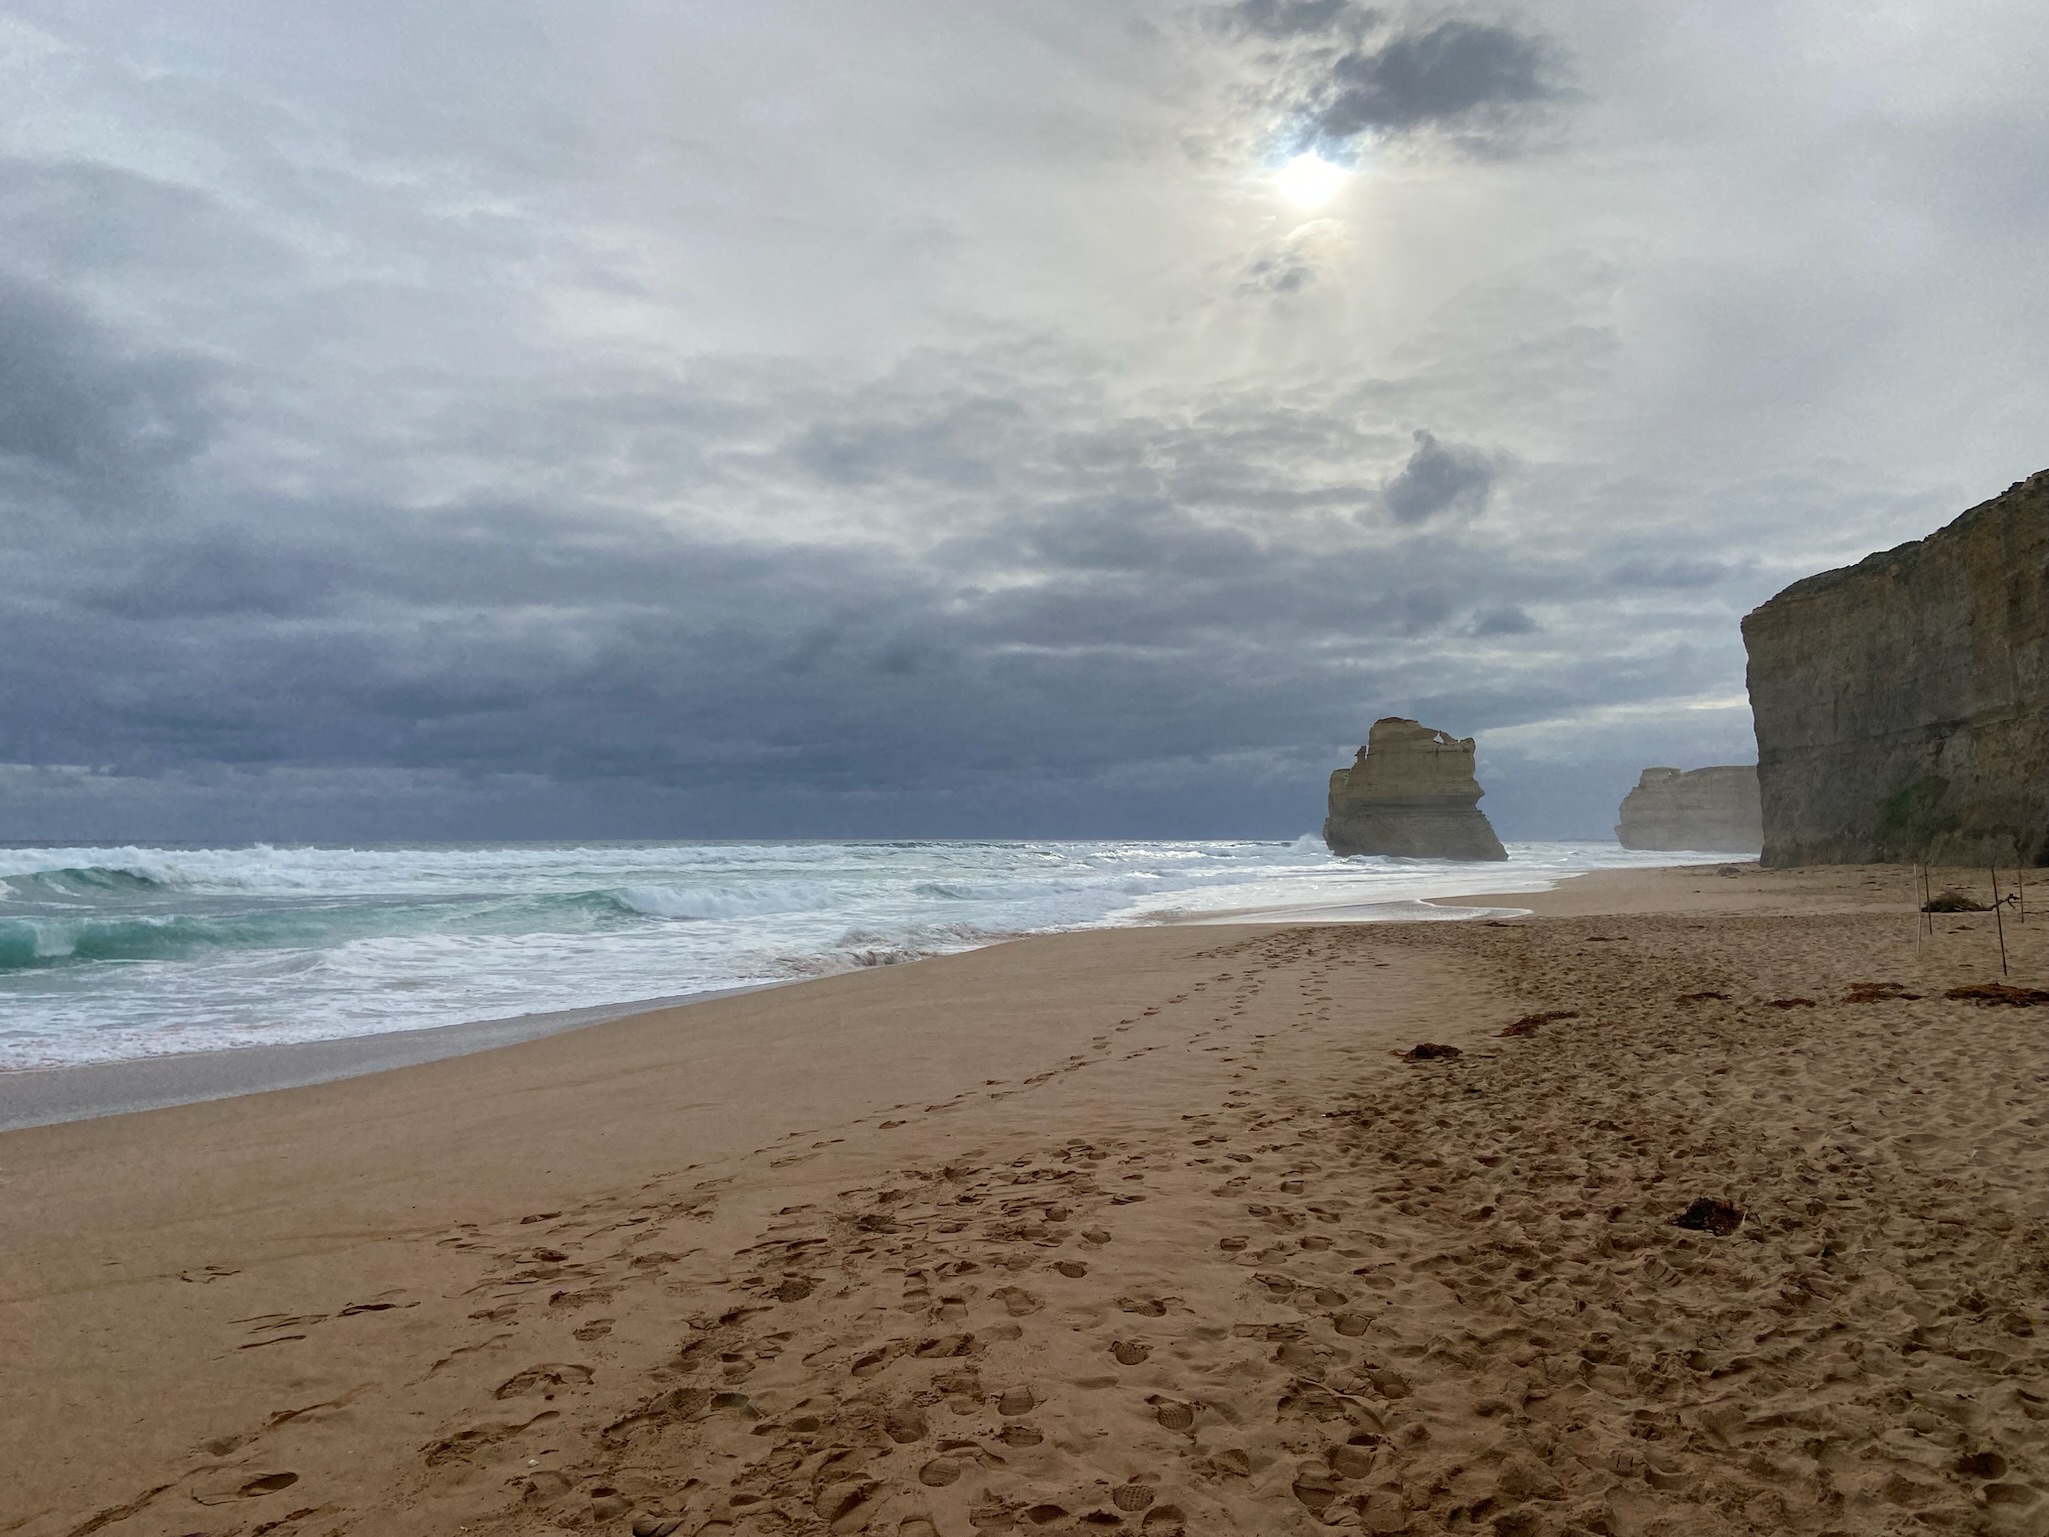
left=1324, top=718, right=1508, bottom=861
left=1615, top=766, right=1763, bottom=853
left=1742, top=470, right=2047, bottom=867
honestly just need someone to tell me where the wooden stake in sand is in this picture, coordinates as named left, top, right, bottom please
left=1913, top=863, right=1923, bottom=957
left=1990, top=864, right=2008, bottom=976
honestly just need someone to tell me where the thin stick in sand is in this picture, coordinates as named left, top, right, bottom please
left=1991, top=863, right=2009, bottom=975
left=1913, top=863, right=1923, bottom=958
left=2016, top=839, right=2027, bottom=926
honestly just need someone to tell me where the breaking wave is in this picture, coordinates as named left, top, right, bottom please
left=0, top=837, right=1709, bottom=1068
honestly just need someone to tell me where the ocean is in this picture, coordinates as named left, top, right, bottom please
left=0, top=838, right=1718, bottom=1070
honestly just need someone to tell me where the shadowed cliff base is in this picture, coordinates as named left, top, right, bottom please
left=1744, top=470, right=2047, bottom=867
left=1323, top=718, right=1508, bottom=861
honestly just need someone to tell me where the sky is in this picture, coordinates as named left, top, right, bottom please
left=0, top=1, right=2042, bottom=843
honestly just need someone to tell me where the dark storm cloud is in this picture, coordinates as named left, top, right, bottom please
left=1004, top=497, right=1265, bottom=578
left=0, top=275, right=213, bottom=490
left=1381, top=429, right=1494, bottom=523
left=1297, top=20, right=1558, bottom=149
left=1, top=350, right=1676, bottom=816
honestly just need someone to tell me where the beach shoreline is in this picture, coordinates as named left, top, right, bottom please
left=0, top=983, right=774, bottom=1133
left=4, top=860, right=2042, bottom=1535
left=0, top=856, right=1913, bottom=1136
left=0, top=859, right=1678, bottom=1133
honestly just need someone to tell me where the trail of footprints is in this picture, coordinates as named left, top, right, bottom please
left=80, top=960, right=1287, bottom=1535
left=80, top=919, right=2045, bottom=1535
left=458, top=956, right=1333, bottom=1534
left=478, top=1122, right=1428, bottom=1536
left=504, top=923, right=2046, bottom=1537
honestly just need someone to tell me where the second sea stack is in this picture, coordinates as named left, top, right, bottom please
left=1324, top=718, right=1508, bottom=861
left=1616, top=766, right=1763, bottom=853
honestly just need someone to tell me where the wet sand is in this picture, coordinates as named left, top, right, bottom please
left=2, top=862, right=2044, bottom=1535
left=0, top=988, right=767, bottom=1134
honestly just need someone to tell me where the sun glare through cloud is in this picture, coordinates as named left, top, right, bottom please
left=1273, top=151, right=1350, bottom=209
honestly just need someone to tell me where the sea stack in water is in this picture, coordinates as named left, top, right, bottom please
left=1615, top=766, right=1763, bottom=853
left=1324, top=718, right=1508, bottom=861
left=1742, top=469, right=2047, bottom=867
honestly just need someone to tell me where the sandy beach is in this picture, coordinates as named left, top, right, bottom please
left=3, top=863, right=2044, bottom=1536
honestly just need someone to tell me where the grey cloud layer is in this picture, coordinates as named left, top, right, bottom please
left=0, top=276, right=213, bottom=490
left=0, top=279, right=1762, bottom=834
left=1383, top=429, right=1494, bottom=523
left=1220, top=6, right=1560, bottom=155
left=1307, top=20, right=1556, bottom=144
left=0, top=0, right=2041, bottom=839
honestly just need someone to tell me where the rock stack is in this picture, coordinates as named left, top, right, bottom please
left=1324, top=718, right=1508, bottom=861
left=1615, top=766, right=1763, bottom=853
left=1742, top=469, right=2046, bottom=867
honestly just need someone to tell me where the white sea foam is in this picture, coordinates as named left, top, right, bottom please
left=611, top=880, right=843, bottom=920
left=0, top=838, right=1723, bottom=1069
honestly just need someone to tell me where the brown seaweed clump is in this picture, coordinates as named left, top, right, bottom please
left=1922, top=890, right=1989, bottom=913
left=1844, top=981, right=1921, bottom=1003
left=1945, top=982, right=2049, bottom=1007
left=1673, top=1198, right=1744, bottom=1236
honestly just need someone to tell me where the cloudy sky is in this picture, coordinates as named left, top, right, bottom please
left=0, top=1, right=2042, bottom=842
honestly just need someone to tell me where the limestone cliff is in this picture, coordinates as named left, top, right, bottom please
left=1324, top=718, right=1508, bottom=861
left=1742, top=469, right=2047, bottom=867
left=1615, top=766, right=1762, bottom=853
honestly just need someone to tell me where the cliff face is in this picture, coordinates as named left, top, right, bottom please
left=1742, top=470, right=2048, bottom=867
left=1324, top=717, right=1508, bottom=861
left=1615, top=765, right=1762, bottom=853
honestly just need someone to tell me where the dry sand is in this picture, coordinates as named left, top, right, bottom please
left=2, top=863, right=2045, bottom=1536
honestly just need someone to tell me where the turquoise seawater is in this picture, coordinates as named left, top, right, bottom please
left=0, top=838, right=1720, bottom=1068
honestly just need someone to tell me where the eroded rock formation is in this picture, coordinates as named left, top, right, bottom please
left=1615, top=766, right=1763, bottom=853
left=1742, top=469, right=2047, bottom=867
left=1324, top=718, right=1508, bottom=861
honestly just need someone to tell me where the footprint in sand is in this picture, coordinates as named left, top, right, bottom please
left=885, top=1406, right=929, bottom=1443
left=1153, top=1398, right=1196, bottom=1431
left=493, top=1362, right=593, bottom=1399
left=1111, top=1480, right=1157, bottom=1511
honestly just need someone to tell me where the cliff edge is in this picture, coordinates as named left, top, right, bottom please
left=1615, top=765, right=1762, bottom=853
left=1324, top=718, right=1508, bottom=861
left=1741, top=470, right=2047, bottom=867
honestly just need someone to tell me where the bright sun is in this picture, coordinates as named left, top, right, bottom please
left=1274, top=151, right=1350, bottom=209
